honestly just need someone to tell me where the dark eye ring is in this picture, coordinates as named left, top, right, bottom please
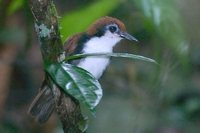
left=109, top=26, right=117, bottom=33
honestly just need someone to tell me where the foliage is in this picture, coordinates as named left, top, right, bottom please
left=45, top=52, right=156, bottom=113
left=65, top=52, right=157, bottom=64
left=45, top=63, right=102, bottom=112
left=1, top=0, right=200, bottom=132
left=7, top=0, right=24, bottom=16
left=134, top=0, right=189, bottom=66
left=60, top=0, right=120, bottom=42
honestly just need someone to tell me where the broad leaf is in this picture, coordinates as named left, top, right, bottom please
left=65, top=52, right=157, bottom=64
left=45, top=63, right=102, bottom=112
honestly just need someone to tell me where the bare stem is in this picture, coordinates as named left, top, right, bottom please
left=29, top=0, right=85, bottom=132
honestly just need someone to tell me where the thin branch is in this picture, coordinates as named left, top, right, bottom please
left=29, top=0, right=85, bottom=132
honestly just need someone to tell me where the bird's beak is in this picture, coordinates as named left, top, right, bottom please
left=119, top=32, right=138, bottom=42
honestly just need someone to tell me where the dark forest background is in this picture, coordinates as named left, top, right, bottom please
left=0, top=0, right=200, bottom=133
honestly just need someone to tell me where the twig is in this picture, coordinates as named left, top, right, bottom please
left=29, top=0, right=85, bottom=132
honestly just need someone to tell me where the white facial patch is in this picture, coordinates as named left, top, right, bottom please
left=77, top=31, right=122, bottom=79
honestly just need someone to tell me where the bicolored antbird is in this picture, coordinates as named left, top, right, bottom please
left=28, top=16, right=137, bottom=123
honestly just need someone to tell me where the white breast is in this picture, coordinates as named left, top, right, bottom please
left=77, top=32, right=121, bottom=79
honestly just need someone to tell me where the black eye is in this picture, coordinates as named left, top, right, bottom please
left=109, top=26, right=117, bottom=33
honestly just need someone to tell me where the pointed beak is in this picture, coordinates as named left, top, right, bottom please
left=119, top=32, right=138, bottom=42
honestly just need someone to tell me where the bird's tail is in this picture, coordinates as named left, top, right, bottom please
left=28, top=80, right=55, bottom=123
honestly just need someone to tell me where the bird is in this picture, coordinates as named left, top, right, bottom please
left=28, top=16, right=137, bottom=123
left=64, top=16, right=137, bottom=79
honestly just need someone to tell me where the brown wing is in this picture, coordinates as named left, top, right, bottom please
left=64, top=33, right=83, bottom=56
left=28, top=79, right=55, bottom=123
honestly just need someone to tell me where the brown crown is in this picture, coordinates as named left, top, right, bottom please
left=87, top=16, right=126, bottom=36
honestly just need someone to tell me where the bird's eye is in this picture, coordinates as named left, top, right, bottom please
left=109, top=26, right=117, bottom=33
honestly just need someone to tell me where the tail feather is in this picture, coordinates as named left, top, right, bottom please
left=28, top=83, right=55, bottom=123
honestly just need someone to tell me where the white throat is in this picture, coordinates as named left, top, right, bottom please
left=77, top=32, right=122, bottom=79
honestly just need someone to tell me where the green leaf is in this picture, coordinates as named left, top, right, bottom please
left=60, top=0, right=120, bottom=42
left=78, top=116, right=89, bottom=132
left=7, top=0, right=24, bottom=16
left=65, top=52, right=157, bottom=64
left=134, top=0, right=189, bottom=66
left=45, top=63, right=102, bottom=112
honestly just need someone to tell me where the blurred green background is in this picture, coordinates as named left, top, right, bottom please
left=0, top=0, right=200, bottom=133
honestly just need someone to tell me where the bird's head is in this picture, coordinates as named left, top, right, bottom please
left=87, top=16, right=138, bottom=45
